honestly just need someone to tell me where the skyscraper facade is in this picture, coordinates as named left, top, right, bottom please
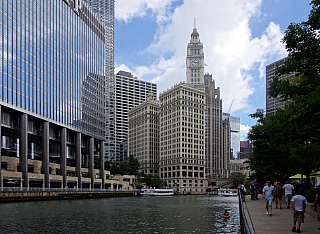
left=159, top=83, right=207, bottom=194
left=223, top=113, right=240, bottom=159
left=266, top=57, right=288, bottom=115
left=0, top=0, right=111, bottom=189
left=82, top=0, right=115, bottom=163
left=114, top=71, right=157, bottom=162
left=185, top=25, right=231, bottom=178
left=128, top=92, right=160, bottom=176
left=204, top=74, right=222, bottom=177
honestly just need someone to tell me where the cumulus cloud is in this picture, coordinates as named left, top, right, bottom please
left=115, top=0, right=287, bottom=113
left=115, top=0, right=174, bottom=23
left=240, top=124, right=251, bottom=141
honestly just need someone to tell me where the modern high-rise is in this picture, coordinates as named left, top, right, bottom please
left=128, top=92, right=160, bottom=176
left=221, top=118, right=231, bottom=176
left=82, top=0, right=115, bottom=162
left=266, top=57, right=288, bottom=115
left=223, top=113, right=240, bottom=159
left=114, top=71, right=157, bottom=162
left=159, top=83, right=207, bottom=194
left=0, top=0, right=113, bottom=189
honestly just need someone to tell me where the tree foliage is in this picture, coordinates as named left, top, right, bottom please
left=249, top=0, right=320, bottom=187
left=104, top=155, right=140, bottom=175
left=141, top=174, right=166, bottom=189
left=230, top=172, right=246, bottom=187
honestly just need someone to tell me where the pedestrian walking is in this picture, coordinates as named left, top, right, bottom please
left=313, top=186, right=320, bottom=230
left=291, top=188, right=307, bottom=233
left=250, top=180, right=257, bottom=200
left=254, top=179, right=260, bottom=199
left=262, top=181, right=275, bottom=216
left=275, top=182, right=282, bottom=209
left=283, top=180, right=295, bottom=209
left=238, top=182, right=247, bottom=202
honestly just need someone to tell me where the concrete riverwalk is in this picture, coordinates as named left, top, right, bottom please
left=244, top=195, right=320, bottom=234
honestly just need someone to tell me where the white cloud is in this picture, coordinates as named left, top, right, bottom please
left=240, top=124, right=251, bottom=141
left=115, top=64, right=132, bottom=74
left=115, top=0, right=174, bottom=23
left=116, top=0, right=287, bottom=113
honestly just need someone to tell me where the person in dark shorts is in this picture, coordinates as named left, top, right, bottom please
left=250, top=180, right=257, bottom=200
left=291, top=189, right=307, bottom=233
left=275, top=182, right=282, bottom=209
left=254, top=179, right=260, bottom=199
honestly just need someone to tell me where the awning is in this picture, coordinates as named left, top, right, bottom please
left=311, top=171, right=320, bottom=177
left=289, top=174, right=306, bottom=179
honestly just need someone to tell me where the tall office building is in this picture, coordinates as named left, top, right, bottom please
left=266, top=57, right=288, bottom=115
left=114, top=71, right=157, bottom=162
left=204, top=74, right=221, bottom=177
left=128, top=92, right=160, bottom=176
left=221, top=118, right=231, bottom=176
left=185, top=25, right=231, bottom=178
left=0, top=0, right=112, bottom=189
left=159, top=83, right=207, bottom=194
left=82, top=0, right=115, bottom=162
left=223, top=113, right=240, bottom=159
left=240, top=140, right=252, bottom=159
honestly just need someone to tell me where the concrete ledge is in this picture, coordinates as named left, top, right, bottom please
left=306, top=203, right=319, bottom=220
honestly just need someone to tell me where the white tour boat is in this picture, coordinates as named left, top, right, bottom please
left=218, top=188, right=238, bottom=197
left=141, top=188, right=174, bottom=196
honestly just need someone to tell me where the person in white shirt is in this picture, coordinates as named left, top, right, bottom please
left=238, top=183, right=247, bottom=202
left=291, top=189, right=307, bottom=233
left=283, top=180, right=295, bottom=209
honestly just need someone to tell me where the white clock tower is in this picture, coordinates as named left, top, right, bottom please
left=186, top=19, right=204, bottom=85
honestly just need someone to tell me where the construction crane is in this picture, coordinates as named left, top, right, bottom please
left=228, top=99, right=234, bottom=114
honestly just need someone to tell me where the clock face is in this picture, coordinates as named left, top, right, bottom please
left=192, top=59, right=200, bottom=67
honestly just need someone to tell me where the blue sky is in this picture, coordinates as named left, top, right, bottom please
left=114, top=0, right=312, bottom=140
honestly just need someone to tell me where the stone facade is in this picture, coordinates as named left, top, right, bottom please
left=128, top=92, right=160, bottom=176
left=159, top=83, right=207, bottom=194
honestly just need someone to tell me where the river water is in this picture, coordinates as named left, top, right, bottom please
left=0, top=195, right=240, bottom=233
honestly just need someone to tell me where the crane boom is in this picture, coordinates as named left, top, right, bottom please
left=228, top=99, right=234, bottom=114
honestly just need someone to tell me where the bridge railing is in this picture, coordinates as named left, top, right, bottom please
left=238, top=189, right=255, bottom=234
left=0, top=187, right=141, bottom=193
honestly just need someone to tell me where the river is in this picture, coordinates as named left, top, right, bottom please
left=0, top=195, right=240, bottom=233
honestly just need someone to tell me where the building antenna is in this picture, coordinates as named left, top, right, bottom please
left=194, top=18, right=196, bottom=29
left=228, top=99, right=234, bottom=114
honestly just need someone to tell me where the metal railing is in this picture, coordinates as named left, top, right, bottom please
left=0, top=187, right=140, bottom=193
left=238, top=190, right=255, bottom=234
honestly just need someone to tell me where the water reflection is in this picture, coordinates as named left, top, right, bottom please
left=0, top=195, right=239, bottom=233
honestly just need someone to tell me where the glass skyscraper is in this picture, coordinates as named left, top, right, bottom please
left=0, top=0, right=113, bottom=189
left=82, top=0, right=115, bottom=163
left=223, top=113, right=240, bottom=159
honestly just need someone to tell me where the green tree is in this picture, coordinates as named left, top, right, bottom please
left=142, top=174, right=153, bottom=187
left=248, top=109, right=297, bottom=183
left=230, top=172, right=246, bottom=187
left=119, top=160, right=130, bottom=174
left=94, top=157, right=100, bottom=169
left=110, top=161, right=121, bottom=175
left=128, top=155, right=140, bottom=175
left=150, top=175, right=165, bottom=188
left=266, top=0, right=320, bottom=187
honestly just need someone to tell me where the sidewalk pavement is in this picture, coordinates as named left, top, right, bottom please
left=244, top=195, right=320, bottom=234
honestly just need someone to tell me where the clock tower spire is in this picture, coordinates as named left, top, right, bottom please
left=186, top=20, right=204, bottom=85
